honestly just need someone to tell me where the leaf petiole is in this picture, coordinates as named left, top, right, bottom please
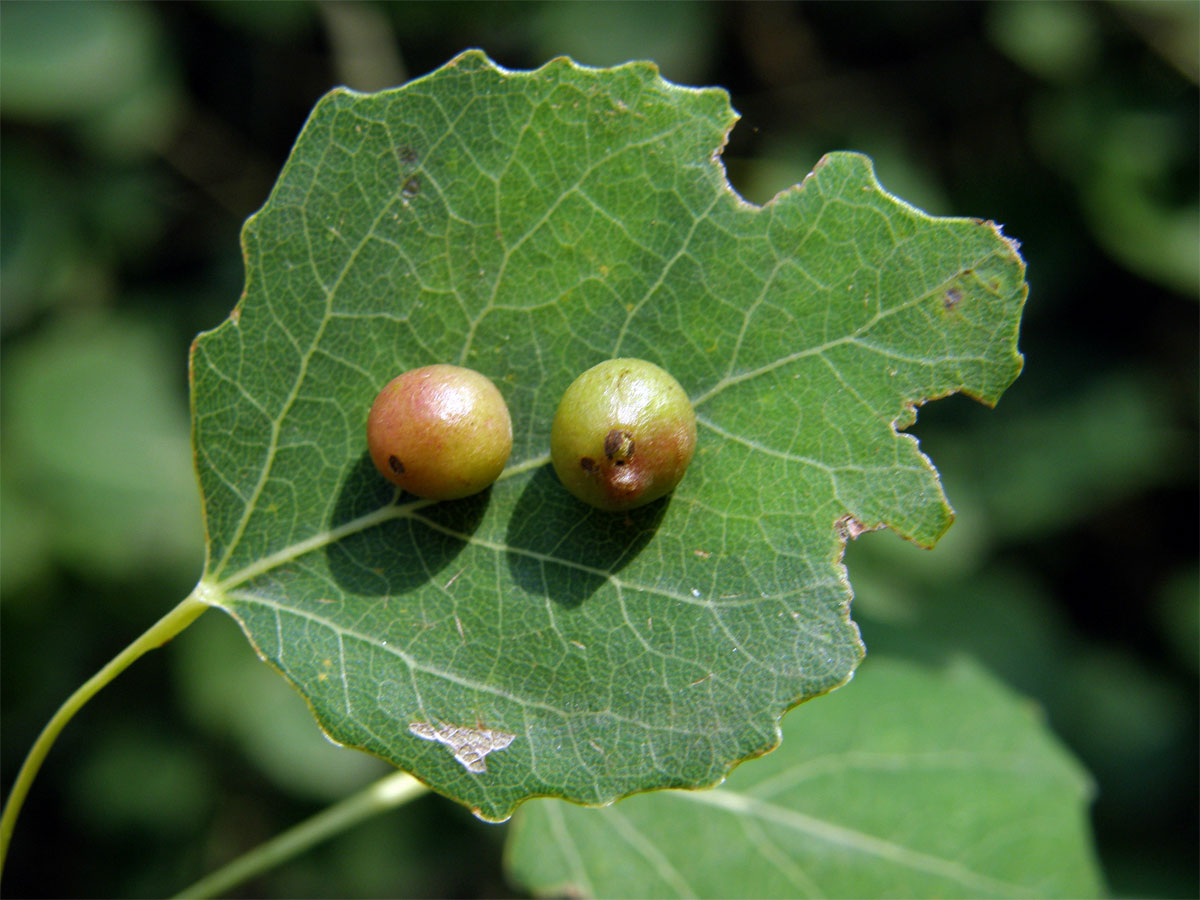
left=173, top=770, right=428, bottom=899
left=0, top=587, right=214, bottom=877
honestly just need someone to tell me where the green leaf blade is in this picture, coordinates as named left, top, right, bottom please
left=190, top=51, right=1028, bottom=820
left=507, top=658, right=1103, bottom=899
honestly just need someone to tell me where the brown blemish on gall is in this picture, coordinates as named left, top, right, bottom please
left=604, top=429, right=635, bottom=465
left=389, top=456, right=405, bottom=475
left=580, top=457, right=596, bottom=472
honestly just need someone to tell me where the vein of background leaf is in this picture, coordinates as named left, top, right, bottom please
left=746, top=750, right=1070, bottom=793
left=602, top=806, right=698, bottom=896
left=544, top=801, right=596, bottom=898
left=678, top=790, right=1028, bottom=897
left=736, top=815, right=821, bottom=896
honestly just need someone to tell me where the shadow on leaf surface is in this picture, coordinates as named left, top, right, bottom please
left=326, top=453, right=489, bottom=596
left=506, top=466, right=667, bottom=608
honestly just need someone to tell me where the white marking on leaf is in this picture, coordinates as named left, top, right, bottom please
left=409, top=721, right=515, bottom=773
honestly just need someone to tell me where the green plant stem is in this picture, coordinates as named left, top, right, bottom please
left=173, top=770, right=429, bottom=899
left=0, top=590, right=212, bottom=877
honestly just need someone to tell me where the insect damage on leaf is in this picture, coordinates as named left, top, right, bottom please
left=409, top=721, right=516, bottom=773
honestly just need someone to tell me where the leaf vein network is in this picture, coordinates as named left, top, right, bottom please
left=693, top=249, right=996, bottom=409
left=228, top=590, right=735, bottom=737
left=613, top=192, right=722, bottom=356
left=212, top=171, right=423, bottom=579
left=457, top=117, right=694, bottom=364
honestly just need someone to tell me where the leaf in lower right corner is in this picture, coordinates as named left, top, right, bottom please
left=505, top=656, right=1104, bottom=900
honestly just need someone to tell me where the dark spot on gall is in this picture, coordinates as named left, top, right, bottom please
left=580, top=457, right=596, bottom=472
left=604, top=429, right=635, bottom=463
left=402, top=176, right=420, bottom=197
left=388, top=456, right=405, bottom=474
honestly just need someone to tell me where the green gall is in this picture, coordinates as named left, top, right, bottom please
left=366, top=364, right=512, bottom=500
left=551, top=358, right=697, bottom=511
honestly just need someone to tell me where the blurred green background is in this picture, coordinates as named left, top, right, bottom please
left=1, top=2, right=1195, bottom=897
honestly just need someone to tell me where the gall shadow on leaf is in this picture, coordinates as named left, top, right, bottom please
left=505, top=466, right=666, bottom=609
left=325, top=453, right=488, bottom=597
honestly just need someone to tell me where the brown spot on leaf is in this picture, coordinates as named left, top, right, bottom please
left=835, top=514, right=874, bottom=542
left=944, top=288, right=963, bottom=311
left=402, top=175, right=420, bottom=196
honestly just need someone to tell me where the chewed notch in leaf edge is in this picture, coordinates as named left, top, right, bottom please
left=187, top=50, right=1026, bottom=821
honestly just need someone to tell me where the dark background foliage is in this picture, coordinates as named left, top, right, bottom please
left=1, top=2, right=1196, bottom=897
